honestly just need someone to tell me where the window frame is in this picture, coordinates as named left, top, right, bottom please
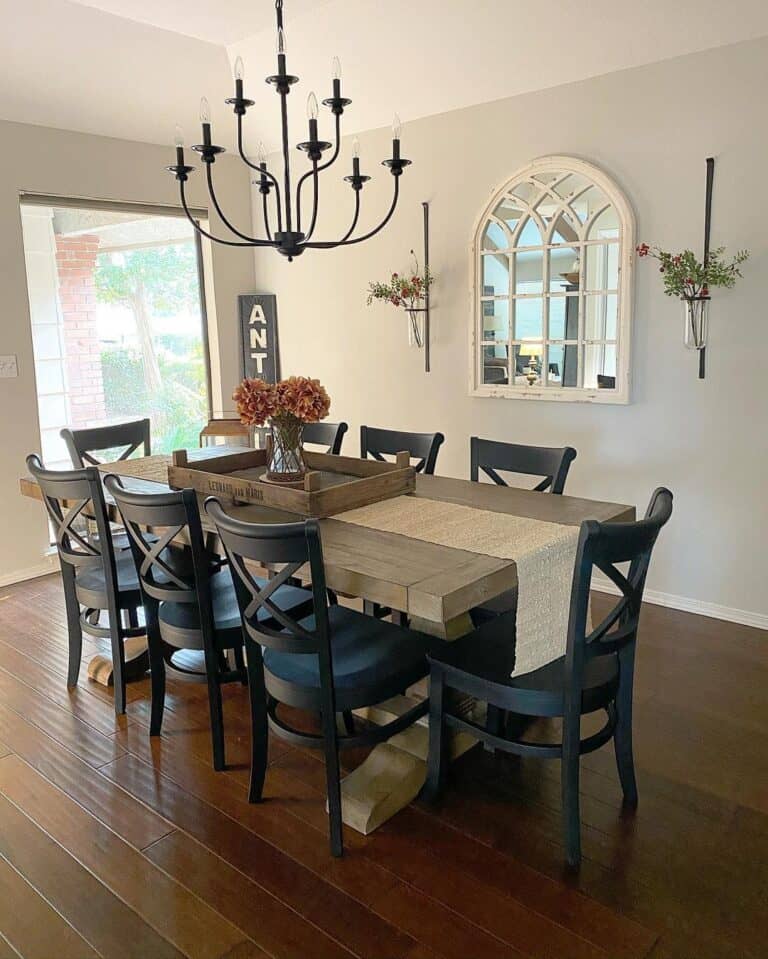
left=469, top=155, right=635, bottom=404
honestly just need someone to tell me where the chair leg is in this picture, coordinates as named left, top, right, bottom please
left=60, top=564, right=82, bottom=688
left=108, top=616, right=127, bottom=716
left=320, top=697, right=343, bottom=857
left=561, top=717, right=582, bottom=869
left=342, top=710, right=355, bottom=735
left=423, top=666, right=448, bottom=803
left=146, top=626, right=166, bottom=737
left=484, top=705, right=505, bottom=753
left=233, top=643, right=248, bottom=685
left=613, top=645, right=639, bottom=806
left=206, top=671, right=226, bottom=772
left=245, top=642, right=268, bottom=802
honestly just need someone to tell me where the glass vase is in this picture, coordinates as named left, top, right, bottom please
left=266, top=415, right=305, bottom=484
left=683, top=296, right=709, bottom=351
left=407, top=310, right=425, bottom=348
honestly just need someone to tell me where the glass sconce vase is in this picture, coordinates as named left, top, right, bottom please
left=683, top=296, right=710, bottom=350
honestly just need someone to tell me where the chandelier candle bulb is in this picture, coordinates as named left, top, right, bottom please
left=234, top=56, right=244, bottom=99
left=277, top=27, right=287, bottom=75
left=332, top=56, right=342, bottom=98
left=352, top=137, right=361, bottom=176
left=199, top=97, right=212, bottom=146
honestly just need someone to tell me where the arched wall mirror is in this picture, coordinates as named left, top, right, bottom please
left=470, top=156, right=635, bottom=403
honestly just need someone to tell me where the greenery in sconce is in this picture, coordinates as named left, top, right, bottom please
left=366, top=251, right=434, bottom=311
left=636, top=243, right=749, bottom=299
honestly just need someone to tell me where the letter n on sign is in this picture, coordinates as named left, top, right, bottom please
left=239, top=294, right=280, bottom=383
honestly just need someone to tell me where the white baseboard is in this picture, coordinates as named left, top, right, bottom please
left=0, top=556, right=58, bottom=589
left=591, top=577, right=768, bottom=631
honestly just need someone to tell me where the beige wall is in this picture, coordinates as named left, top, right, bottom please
left=253, top=38, right=768, bottom=625
left=0, top=119, right=256, bottom=584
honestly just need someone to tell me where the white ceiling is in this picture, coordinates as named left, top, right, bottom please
left=0, top=0, right=767, bottom=157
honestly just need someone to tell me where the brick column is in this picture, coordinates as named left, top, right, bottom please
left=55, top=234, right=106, bottom=427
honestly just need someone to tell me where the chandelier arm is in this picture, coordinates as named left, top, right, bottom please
left=303, top=177, right=399, bottom=249
left=205, top=164, right=273, bottom=246
left=237, top=116, right=283, bottom=233
left=179, top=180, right=263, bottom=248
left=302, top=163, right=321, bottom=241
left=338, top=189, right=361, bottom=242
left=295, top=113, right=342, bottom=233
left=262, top=193, right=273, bottom=241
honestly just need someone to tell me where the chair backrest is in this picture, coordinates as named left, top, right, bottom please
left=303, top=421, right=348, bottom=455
left=360, top=425, right=445, bottom=475
left=565, top=488, right=673, bottom=684
left=205, top=499, right=330, bottom=659
left=470, top=436, right=576, bottom=494
left=61, top=419, right=151, bottom=468
left=26, top=453, right=118, bottom=592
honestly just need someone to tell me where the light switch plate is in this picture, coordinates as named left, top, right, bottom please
left=0, top=355, right=19, bottom=378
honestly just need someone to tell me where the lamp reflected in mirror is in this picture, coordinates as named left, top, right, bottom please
left=518, top=340, right=542, bottom=385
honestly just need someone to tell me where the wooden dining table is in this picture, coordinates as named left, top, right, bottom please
left=20, top=447, right=634, bottom=833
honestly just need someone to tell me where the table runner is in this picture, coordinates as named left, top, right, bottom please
left=336, top=495, right=580, bottom=677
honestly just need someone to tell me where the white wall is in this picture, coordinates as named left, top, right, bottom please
left=0, top=119, right=256, bottom=585
left=252, top=38, right=768, bottom=626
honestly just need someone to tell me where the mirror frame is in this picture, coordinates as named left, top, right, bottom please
left=469, top=155, right=635, bottom=404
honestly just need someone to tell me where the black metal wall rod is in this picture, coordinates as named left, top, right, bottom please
left=700, top=157, right=715, bottom=380
left=165, top=0, right=411, bottom=261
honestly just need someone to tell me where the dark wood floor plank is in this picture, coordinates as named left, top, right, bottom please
left=0, top=756, right=253, bottom=959
left=0, top=709, right=174, bottom=851
left=0, top=671, right=124, bottom=769
left=100, top=752, right=419, bottom=959
left=273, top=747, right=654, bottom=959
left=0, top=793, right=184, bottom=959
left=0, top=856, right=102, bottom=959
left=145, top=829, right=358, bottom=959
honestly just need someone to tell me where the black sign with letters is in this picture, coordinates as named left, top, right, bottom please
left=239, top=294, right=281, bottom=383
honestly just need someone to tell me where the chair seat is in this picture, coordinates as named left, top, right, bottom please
left=75, top=551, right=142, bottom=608
left=263, top=605, right=434, bottom=711
left=158, top=570, right=313, bottom=648
left=429, top=613, right=619, bottom=716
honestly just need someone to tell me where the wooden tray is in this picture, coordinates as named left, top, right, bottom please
left=168, top=448, right=415, bottom=518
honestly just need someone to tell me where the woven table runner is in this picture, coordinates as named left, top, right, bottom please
left=336, top=495, right=580, bottom=677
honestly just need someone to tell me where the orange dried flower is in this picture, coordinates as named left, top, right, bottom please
left=232, top=377, right=277, bottom=426
left=276, top=375, right=331, bottom=423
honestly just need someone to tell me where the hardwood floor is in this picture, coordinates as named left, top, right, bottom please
left=0, top=574, right=765, bottom=958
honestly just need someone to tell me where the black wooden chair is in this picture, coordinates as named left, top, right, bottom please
left=61, top=418, right=151, bottom=467
left=303, top=421, right=348, bottom=455
left=26, top=454, right=147, bottom=714
left=105, top=476, right=313, bottom=770
left=423, top=487, right=673, bottom=868
left=205, top=498, right=436, bottom=857
left=360, top=425, right=444, bottom=475
left=470, top=436, right=576, bottom=493
left=470, top=437, right=577, bottom=625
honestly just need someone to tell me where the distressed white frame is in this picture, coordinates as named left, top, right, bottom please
left=469, top=156, right=635, bottom=404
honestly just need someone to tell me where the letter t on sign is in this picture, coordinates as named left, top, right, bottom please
left=239, top=294, right=280, bottom=383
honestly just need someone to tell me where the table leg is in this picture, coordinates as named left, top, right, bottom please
left=339, top=611, right=482, bottom=835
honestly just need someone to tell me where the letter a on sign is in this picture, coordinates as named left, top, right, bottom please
left=239, top=294, right=280, bottom=383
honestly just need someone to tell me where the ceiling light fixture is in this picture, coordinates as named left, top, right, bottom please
left=166, top=0, right=410, bottom=261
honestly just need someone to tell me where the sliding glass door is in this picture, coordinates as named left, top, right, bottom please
left=21, top=200, right=211, bottom=467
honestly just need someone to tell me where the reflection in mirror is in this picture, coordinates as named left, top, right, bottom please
left=493, top=198, right=523, bottom=235
left=516, top=216, right=544, bottom=246
left=509, top=181, right=537, bottom=204
left=550, top=209, right=580, bottom=244
left=481, top=298, right=509, bottom=340
left=588, top=204, right=620, bottom=240
left=584, top=242, right=619, bottom=291
left=516, top=341, right=543, bottom=385
left=482, top=252, right=509, bottom=294
left=514, top=297, right=543, bottom=340
left=584, top=293, right=618, bottom=340
left=482, top=220, right=508, bottom=251
left=482, top=343, right=509, bottom=385
left=548, top=294, right=579, bottom=340
left=549, top=247, right=580, bottom=291
left=515, top=248, right=544, bottom=294
left=570, top=185, right=608, bottom=223
left=551, top=173, right=592, bottom=201
left=583, top=343, right=617, bottom=389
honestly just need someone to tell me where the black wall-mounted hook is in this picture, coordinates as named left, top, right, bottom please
left=700, top=157, right=715, bottom=380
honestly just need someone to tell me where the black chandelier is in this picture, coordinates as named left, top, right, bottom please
left=167, top=0, right=410, bottom=261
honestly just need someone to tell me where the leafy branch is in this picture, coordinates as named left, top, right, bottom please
left=636, top=243, right=749, bottom=299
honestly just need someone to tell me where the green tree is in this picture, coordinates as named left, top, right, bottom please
left=94, top=243, right=199, bottom=395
